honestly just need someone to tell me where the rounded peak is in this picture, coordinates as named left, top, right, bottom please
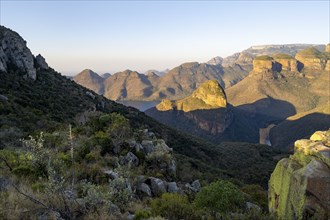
left=80, top=69, right=98, bottom=76
left=254, top=55, right=273, bottom=61
left=273, top=53, right=294, bottom=59
left=193, top=80, right=225, bottom=97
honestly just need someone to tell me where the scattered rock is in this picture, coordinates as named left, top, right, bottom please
left=137, top=183, right=152, bottom=197
left=104, top=170, right=118, bottom=179
left=148, top=177, right=166, bottom=196
left=120, top=152, right=139, bottom=167
left=142, top=140, right=155, bottom=154
left=186, top=180, right=201, bottom=192
left=166, top=182, right=179, bottom=193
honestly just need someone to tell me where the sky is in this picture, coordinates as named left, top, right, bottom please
left=0, top=1, right=329, bottom=75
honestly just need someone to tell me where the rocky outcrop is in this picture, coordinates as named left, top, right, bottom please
left=156, top=80, right=227, bottom=112
left=295, top=47, right=329, bottom=71
left=269, top=130, right=330, bottom=220
left=35, top=54, right=49, bottom=70
left=0, top=26, right=37, bottom=79
left=252, top=56, right=282, bottom=73
left=273, top=54, right=299, bottom=72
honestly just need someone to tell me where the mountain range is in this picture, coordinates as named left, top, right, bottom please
left=73, top=43, right=327, bottom=102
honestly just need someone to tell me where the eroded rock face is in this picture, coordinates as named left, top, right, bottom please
left=156, top=80, right=227, bottom=112
left=295, top=47, right=328, bottom=71
left=252, top=56, right=282, bottom=73
left=0, top=26, right=37, bottom=80
left=269, top=130, right=330, bottom=220
left=274, top=58, right=298, bottom=72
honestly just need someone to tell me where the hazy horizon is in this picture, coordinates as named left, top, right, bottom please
left=0, top=1, right=329, bottom=75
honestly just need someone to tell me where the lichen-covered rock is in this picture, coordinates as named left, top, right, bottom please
left=137, top=183, right=152, bottom=197
left=0, top=26, right=37, bottom=80
left=269, top=130, right=330, bottom=220
left=120, top=152, right=139, bottom=166
left=166, top=182, right=179, bottom=193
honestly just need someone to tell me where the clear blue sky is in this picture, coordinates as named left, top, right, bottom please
left=1, top=1, right=329, bottom=75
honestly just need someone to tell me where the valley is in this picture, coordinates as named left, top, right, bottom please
left=0, top=23, right=329, bottom=220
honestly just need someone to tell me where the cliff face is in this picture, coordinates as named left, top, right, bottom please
left=295, top=47, right=329, bottom=71
left=0, top=26, right=37, bottom=80
left=156, top=80, right=227, bottom=112
left=269, top=130, right=330, bottom=220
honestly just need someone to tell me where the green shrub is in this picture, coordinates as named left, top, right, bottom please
left=195, top=180, right=245, bottom=215
left=134, top=209, right=152, bottom=220
left=150, top=193, right=198, bottom=220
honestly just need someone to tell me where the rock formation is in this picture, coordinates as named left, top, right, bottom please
left=35, top=54, right=49, bottom=70
left=295, top=47, right=329, bottom=71
left=252, top=55, right=281, bottom=73
left=156, top=80, right=227, bottom=112
left=273, top=54, right=299, bottom=72
left=0, top=26, right=37, bottom=79
left=269, top=130, right=330, bottom=220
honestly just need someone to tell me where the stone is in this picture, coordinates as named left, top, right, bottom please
left=120, top=152, right=139, bottom=166
left=186, top=180, right=201, bottom=192
left=0, top=177, right=11, bottom=191
left=35, top=54, right=49, bottom=70
left=104, top=170, right=118, bottom=179
left=142, top=140, right=155, bottom=154
left=268, top=130, right=330, bottom=220
left=85, top=91, right=95, bottom=99
left=0, top=26, right=37, bottom=80
left=137, top=183, right=152, bottom=197
left=148, top=177, right=166, bottom=196
left=166, top=182, right=179, bottom=193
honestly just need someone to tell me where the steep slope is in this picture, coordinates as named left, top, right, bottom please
left=73, top=69, right=105, bottom=94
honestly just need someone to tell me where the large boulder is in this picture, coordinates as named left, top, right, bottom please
left=120, top=152, right=139, bottom=166
left=136, top=183, right=152, bottom=197
left=148, top=177, right=166, bottom=196
left=269, top=130, right=330, bottom=220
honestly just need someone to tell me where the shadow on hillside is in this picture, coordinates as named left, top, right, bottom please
left=235, top=97, right=297, bottom=124
left=269, top=112, right=330, bottom=151
left=146, top=97, right=298, bottom=145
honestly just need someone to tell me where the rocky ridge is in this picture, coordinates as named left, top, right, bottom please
left=269, top=130, right=330, bottom=220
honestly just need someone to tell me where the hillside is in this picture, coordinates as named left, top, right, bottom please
left=0, top=25, right=281, bottom=187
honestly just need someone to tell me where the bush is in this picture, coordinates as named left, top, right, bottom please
left=195, top=180, right=245, bottom=215
left=150, top=193, right=198, bottom=220
left=134, top=209, right=152, bottom=220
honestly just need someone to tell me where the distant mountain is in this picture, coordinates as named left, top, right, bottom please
left=103, top=70, right=154, bottom=100
left=226, top=46, right=330, bottom=150
left=73, top=69, right=105, bottom=94
left=101, top=72, right=111, bottom=79
left=74, top=62, right=249, bottom=101
left=208, top=44, right=326, bottom=67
